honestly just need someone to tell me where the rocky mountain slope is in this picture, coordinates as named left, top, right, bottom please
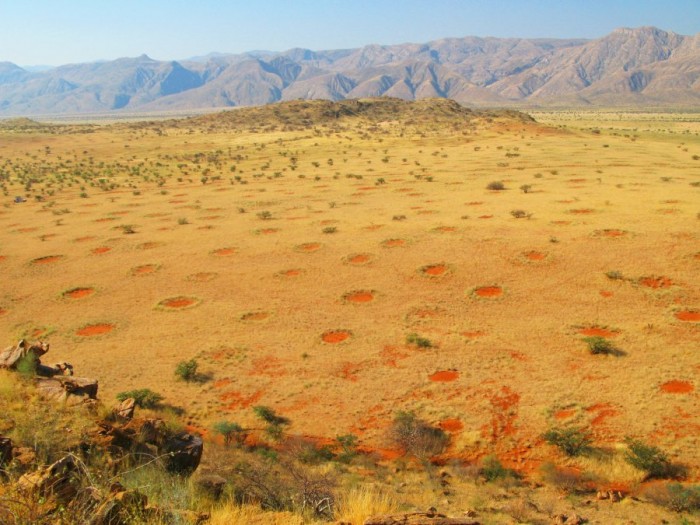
left=1, top=26, right=698, bottom=115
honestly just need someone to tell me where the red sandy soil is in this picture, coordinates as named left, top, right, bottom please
left=322, top=330, right=351, bottom=343
left=660, top=380, right=694, bottom=394
left=0, top=256, right=6, bottom=262
left=297, top=242, right=321, bottom=252
left=363, top=225, right=384, bottom=231
left=159, top=297, right=198, bottom=309
left=639, top=276, right=673, bottom=289
left=382, top=238, right=406, bottom=247
left=524, top=251, right=546, bottom=261
left=212, top=247, right=236, bottom=256
left=434, top=226, right=456, bottom=232
left=462, top=330, right=486, bottom=338
left=694, top=253, right=700, bottom=260
left=586, top=403, right=619, bottom=427
left=0, top=308, right=7, bottom=316
left=94, top=217, right=116, bottom=222
left=278, top=269, right=302, bottom=277
left=76, top=323, right=114, bottom=337
left=187, top=272, right=218, bottom=282
left=64, top=287, right=94, bottom=299
left=569, top=209, right=594, bottom=214
left=466, top=201, right=483, bottom=205
left=422, top=264, right=448, bottom=276
left=91, top=246, right=111, bottom=254
left=569, top=178, right=587, bottom=183
left=16, top=227, right=38, bottom=233
left=74, top=236, right=96, bottom=242
left=578, top=326, right=619, bottom=337
left=137, top=242, right=163, bottom=249
left=347, top=253, right=371, bottom=264
left=439, top=418, right=464, bottom=432
left=258, top=228, right=279, bottom=234
left=130, top=264, right=158, bottom=276
left=429, top=370, right=459, bottom=382
left=344, top=291, right=374, bottom=303
left=478, top=215, right=494, bottom=219
left=30, top=328, right=46, bottom=337
left=554, top=408, right=577, bottom=420
left=600, top=291, right=614, bottom=297
left=474, top=286, right=502, bottom=298
left=241, top=311, right=269, bottom=321
left=219, top=390, right=264, bottom=410
left=214, top=378, right=232, bottom=389
left=551, top=220, right=571, bottom=225
left=31, top=255, right=63, bottom=264
left=675, top=311, right=700, bottom=322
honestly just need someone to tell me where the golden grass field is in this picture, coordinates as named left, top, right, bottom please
left=1, top=101, right=698, bottom=507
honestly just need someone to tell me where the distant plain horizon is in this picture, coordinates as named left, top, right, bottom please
left=3, top=0, right=700, bottom=67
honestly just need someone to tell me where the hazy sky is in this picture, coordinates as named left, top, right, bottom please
left=2, top=0, right=700, bottom=66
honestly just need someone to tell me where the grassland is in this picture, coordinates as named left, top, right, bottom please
left=1, top=100, right=698, bottom=523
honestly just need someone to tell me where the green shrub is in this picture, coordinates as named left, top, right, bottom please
left=406, top=333, right=432, bottom=348
left=391, top=411, right=448, bottom=459
left=624, top=438, right=674, bottom=479
left=542, top=426, right=592, bottom=457
left=605, top=270, right=624, bottom=280
left=480, top=455, right=511, bottom=482
left=487, top=181, right=505, bottom=191
left=644, top=482, right=700, bottom=512
left=212, top=420, right=245, bottom=446
left=583, top=336, right=618, bottom=355
left=116, top=388, right=163, bottom=408
left=175, top=359, right=198, bottom=382
left=254, top=406, right=290, bottom=441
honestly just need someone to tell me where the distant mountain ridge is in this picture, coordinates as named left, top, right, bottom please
left=1, top=26, right=699, bottom=116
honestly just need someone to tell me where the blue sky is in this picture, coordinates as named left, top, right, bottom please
left=2, top=0, right=699, bottom=66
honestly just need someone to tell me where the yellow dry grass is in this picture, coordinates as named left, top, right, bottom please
left=0, top=105, right=698, bottom=487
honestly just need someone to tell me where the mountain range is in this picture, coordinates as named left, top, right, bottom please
left=1, top=26, right=699, bottom=116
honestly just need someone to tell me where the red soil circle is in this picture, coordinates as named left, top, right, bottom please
left=578, top=327, right=619, bottom=337
left=31, top=255, right=63, bottom=265
left=137, top=242, right=163, bottom=250
left=64, top=287, right=94, bottom=299
left=347, top=254, right=371, bottom=264
left=474, top=286, right=502, bottom=298
left=344, top=291, right=374, bottom=303
left=439, top=418, right=464, bottom=432
left=0, top=256, right=6, bottom=262
left=322, top=330, right=351, bottom=344
left=639, top=276, right=673, bottom=289
left=435, top=226, right=456, bottom=232
left=91, top=246, right=111, bottom=255
left=660, top=380, right=694, bottom=394
left=600, top=291, right=614, bottom=298
left=462, top=330, right=486, bottom=338
left=429, top=370, right=459, bottom=382
left=422, top=264, right=448, bottom=276
left=554, top=409, right=577, bottom=420
left=74, top=236, right=96, bottom=242
left=382, top=238, right=406, bottom=248
left=241, top=311, right=269, bottom=321
left=0, top=308, right=7, bottom=316
left=159, top=296, right=199, bottom=309
left=187, top=272, right=218, bottom=282
left=213, top=247, right=236, bottom=256
left=76, top=323, right=114, bottom=337
left=675, top=311, right=700, bottom=322
left=601, top=229, right=627, bottom=237
left=478, top=215, right=493, bottom=219
left=524, top=251, right=546, bottom=261
left=279, top=268, right=303, bottom=277
left=130, top=264, right=158, bottom=276
left=258, top=228, right=279, bottom=235
left=297, top=242, right=321, bottom=252
left=569, top=208, right=594, bottom=214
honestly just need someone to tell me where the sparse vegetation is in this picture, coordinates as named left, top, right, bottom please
left=174, top=358, right=199, bottom=382
left=542, top=426, right=592, bottom=457
left=116, top=388, right=163, bottom=408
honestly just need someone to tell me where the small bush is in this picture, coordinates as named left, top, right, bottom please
left=542, top=426, right=592, bottom=457
left=177, top=217, right=189, bottom=225
left=583, top=336, right=618, bottom=355
left=624, top=438, right=674, bottom=479
left=175, top=359, right=198, bottom=382
left=322, top=226, right=337, bottom=234
left=391, top=411, right=448, bottom=460
left=487, top=181, right=505, bottom=191
left=520, top=184, right=532, bottom=193
left=643, top=482, right=700, bottom=512
left=510, top=209, right=531, bottom=219
left=212, top=420, right=245, bottom=446
left=116, top=388, right=163, bottom=409
left=257, top=210, right=272, bottom=220
left=480, top=455, right=514, bottom=482
left=406, top=333, right=432, bottom=348
left=605, top=270, right=624, bottom=280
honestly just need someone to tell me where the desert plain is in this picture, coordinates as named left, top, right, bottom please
left=0, top=99, right=698, bottom=521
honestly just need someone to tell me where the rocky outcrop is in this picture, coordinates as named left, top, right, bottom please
left=36, top=376, right=99, bottom=406
left=0, top=339, right=49, bottom=370
left=0, top=436, right=12, bottom=469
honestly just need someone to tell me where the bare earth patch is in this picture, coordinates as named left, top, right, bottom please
left=76, top=323, right=114, bottom=337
